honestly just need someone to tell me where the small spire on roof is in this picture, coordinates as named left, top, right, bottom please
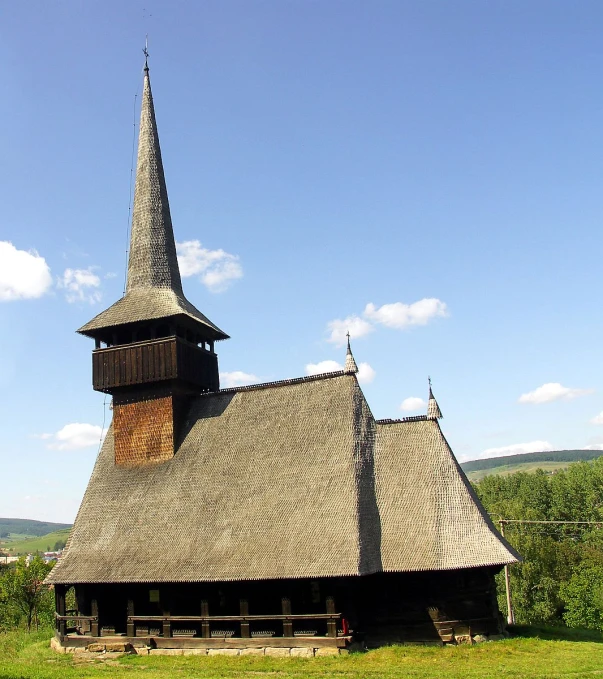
left=344, top=332, right=359, bottom=374
left=427, top=377, right=443, bottom=420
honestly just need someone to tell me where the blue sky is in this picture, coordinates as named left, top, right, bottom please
left=2, top=1, right=603, bottom=523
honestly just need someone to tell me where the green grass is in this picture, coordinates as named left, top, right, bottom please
left=466, top=461, right=573, bottom=482
left=2, top=528, right=71, bottom=555
left=1, top=627, right=603, bottom=679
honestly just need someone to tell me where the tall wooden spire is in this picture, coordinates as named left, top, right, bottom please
left=78, top=63, right=227, bottom=342
left=78, top=57, right=229, bottom=466
left=126, top=64, right=182, bottom=294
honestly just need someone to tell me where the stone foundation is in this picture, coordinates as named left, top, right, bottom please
left=50, top=638, right=349, bottom=656
left=51, top=633, right=506, bottom=657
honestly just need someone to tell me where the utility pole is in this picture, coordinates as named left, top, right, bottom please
left=499, top=520, right=515, bottom=625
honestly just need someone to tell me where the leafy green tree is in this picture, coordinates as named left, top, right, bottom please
left=0, top=556, right=54, bottom=631
left=474, top=460, right=603, bottom=627
left=560, top=563, right=603, bottom=630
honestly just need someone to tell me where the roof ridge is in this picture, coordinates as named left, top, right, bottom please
left=376, top=416, right=428, bottom=424
left=214, top=370, right=347, bottom=394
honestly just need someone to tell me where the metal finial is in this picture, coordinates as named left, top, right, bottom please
left=143, top=35, right=149, bottom=71
left=428, top=376, right=432, bottom=388
left=343, top=331, right=358, bottom=374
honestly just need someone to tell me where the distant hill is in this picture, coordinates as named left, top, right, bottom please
left=2, top=528, right=72, bottom=555
left=0, top=518, right=72, bottom=540
left=461, top=449, right=602, bottom=482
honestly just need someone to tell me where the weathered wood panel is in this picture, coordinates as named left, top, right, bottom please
left=92, top=338, right=218, bottom=393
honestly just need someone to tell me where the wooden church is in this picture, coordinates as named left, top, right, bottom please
left=48, top=60, right=519, bottom=654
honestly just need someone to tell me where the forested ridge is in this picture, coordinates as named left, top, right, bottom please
left=474, top=458, right=603, bottom=630
left=0, top=519, right=71, bottom=539
left=462, top=449, right=601, bottom=473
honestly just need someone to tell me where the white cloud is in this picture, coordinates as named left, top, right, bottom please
left=177, top=240, right=243, bottom=293
left=590, top=412, right=603, bottom=425
left=306, top=360, right=342, bottom=375
left=518, top=383, right=594, bottom=404
left=42, top=423, right=105, bottom=451
left=479, top=440, right=554, bottom=460
left=58, top=267, right=102, bottom=304
left=585, top=443, right=603, bottom=450
left=326, top=316, right=374, bottom=347
left=357, top=362, right=376, bottom=385
left=400, top=397, right=426, bottom=412
left=0, top=241, right=52, bottom=301
left=305, top=359, right=375, bottom=385
left=364, top=298, right=448, bottom=329
left=220, top=371, right=259, bottom=388
left=325, top=298, right=448, bottom=347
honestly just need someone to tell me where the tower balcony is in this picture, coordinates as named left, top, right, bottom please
left=92, top=336, right=219, bottom=394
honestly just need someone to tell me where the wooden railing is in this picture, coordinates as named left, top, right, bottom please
left=55, top=612, right=99, bottom=637
left=126, top=597, right=342, bottom=639
left=57, top=597, right=344, bottom=640
left=92, top=336, right=219, bottom=393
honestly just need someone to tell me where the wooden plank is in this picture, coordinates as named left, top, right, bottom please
left=128, top=613, right=341, bottom=622
left=162, top=608, right=171, bottom=638
left=136, top=345, right=143, bottom=383
left=201, top=600, right=210, bottom=639
left=326, top=597, right=337, bottom=638
left=125, top=346, right=132, bottom=384
left=90, top=600, right=99, bottom=638
left=154, top=636, right=346, bottom=649
left=156, top=342, right=163, bottom=380
left=127, top=600, right=135, bottom=638
left=282, top=598, right=293, bottom=638
left=240, top=600, right=250, bottom=638
left=55, top=585, right=66, bottom=637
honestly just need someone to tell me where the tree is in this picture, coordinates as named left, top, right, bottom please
left=560, top=563, right=603, bottom=630
left=0, top=556, right=54, bottom=631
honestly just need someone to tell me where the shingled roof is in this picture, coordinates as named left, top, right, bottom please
left=48, top=373, right=517, bottom=584
left=78, top=65, right=228, bottom=341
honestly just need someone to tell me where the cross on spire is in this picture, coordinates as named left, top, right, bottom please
left=343, top=332, right=359, bottom=375
left=143, top=36, right=149, bottom=71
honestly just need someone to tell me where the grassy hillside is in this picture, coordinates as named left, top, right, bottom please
left=1, top=528, right=71, bottom=555
left=1, top=626, right=602, bottom=679
left=461, top=449, right=602, bottom=481
left=0, top=518, right=71, bottom=539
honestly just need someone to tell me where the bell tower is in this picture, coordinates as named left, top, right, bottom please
left=78, top=58, right=228, bottom=466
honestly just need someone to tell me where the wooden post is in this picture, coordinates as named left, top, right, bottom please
left=201, top=600, right=210, bottom=638
left=281, top=597, right=293, bottom=637
left=55, top=585, right=66, bottom=638
left=326, top=596, right=337, bottom=638
left=127, top=599, right=135, bottom=638
left=240, top=599, right=250, bottom=638
left=500, top=521, right=515, bottom=625
left=162, top=611, right=171, bottom=638
left=90, top=599, right=99, bottom=637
